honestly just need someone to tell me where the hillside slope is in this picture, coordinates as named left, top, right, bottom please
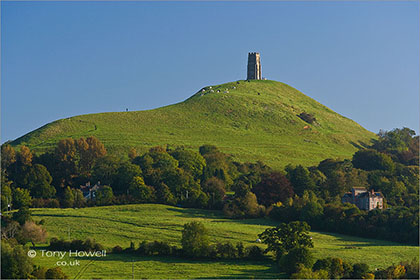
left=12, top=80, right=375, bottom=168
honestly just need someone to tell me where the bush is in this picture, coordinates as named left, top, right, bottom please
left=279, top=247, right=314, bottom=274
left=45, top=267, right=68, bottom=279
left=181, top=221, right=209, bottom=257
left=49, top=237, right=104, bottom=252
left=246, top=245, right=265, bottom=260
left=298, top=112, right=316, bottom=124
left=112, top=245, right=123, bottom=253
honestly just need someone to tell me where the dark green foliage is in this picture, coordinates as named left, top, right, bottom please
left=113, top=162, right=143, bottom=195
left=170, top=148, right=206, bottom=179
left=202, top=177, right=225, bottom=209
left=24, top=164, right=56, bottom=198
left=181, top=221, right=209, bottom=257
left=61, top=186, right=74, bottom=208
left=352, top=149, right=395, bottom=172
left=12, top=187, right=32, bottom=209
left=279, top=247, right=314, bottom=274
left=258, top=221, right=313, bottom=260
left=1, top=241, right=33, bottom=279
left=45, top=267, right=68, bottom=279
left=13, top=207, right=32, bottom=225
left=252, top=171, right=294, bottom=207
left=49, top=237, right=104, bottom=251
left=223, top=192, right=265, bottom=218
left=95, top=185, right=114, bottom=205
left=128, top=176, right=155, bottom=202
left=351, top=263, right=370, bottom=279
left=285, top=165, right=316, bottom=196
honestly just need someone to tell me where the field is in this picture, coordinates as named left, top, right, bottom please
left=11, top=80, right=375, bottom=169
left=30, top=204, right=419, bottom=279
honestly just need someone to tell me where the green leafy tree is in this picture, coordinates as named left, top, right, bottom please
left=128, top=176, right=155, bottom=202
left=352, top=263, right=370, bottom=279
left=113, top=162, right=143, bottom=195
left=223, top=192, right=265, bottom=218
left=181, top=221, right=209, bottom=257
left=24, top=164, right=56, bottom=198
left=258, top=221, right=313, bottom=260
left=13, top=207, right=32, bottom=225
left=279, top=247, right=314, bottom=274
left=96, top=185, right=114, bottom=205
left=352, top=149, right=395, bottom=173
left=72, top=188, right=86, bottom=208
left=1, top=241, right=34, bottom=279
left=285, top=165, right=316, bottom=196
left=13, top=187, right=32, bottom=209
left=61, top=186, right=75, bottom=208
left=170, top=148, right=206, bottom=179
left=202, top=177, right=225, bottom=208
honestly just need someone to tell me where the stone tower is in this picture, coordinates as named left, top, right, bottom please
left=247, top=52, right=262, bottom=80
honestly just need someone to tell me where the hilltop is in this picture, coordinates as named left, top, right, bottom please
left=11, top=80, right=375, bottom=168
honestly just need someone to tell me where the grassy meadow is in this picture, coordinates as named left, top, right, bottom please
left=12, top=80, right=375, bottom=169
left=29, top=204, right=419, bottom=279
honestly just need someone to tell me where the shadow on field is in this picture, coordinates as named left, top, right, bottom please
left=82, top=253, right=283, bottom=279
left=166, top=208, right=278, bottom=227
left=314, top=231, right=408, bottom=247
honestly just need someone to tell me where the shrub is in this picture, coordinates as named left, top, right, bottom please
left=112, top=245, right=123, bottom=253
left=181, top=221, right=209, bottom=257
left=279, top=247, right=314, bottom=274
left=246, top=245, right=265, bottom=260
left=45, top=267, right=68, bottom=279
left=298, top=112, right=316, bottom=124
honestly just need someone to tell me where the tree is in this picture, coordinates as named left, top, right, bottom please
left=258, top=221, right=313, bottom=260
left=72, top=188, right=86, bottom=208
left=128, top=176, right=155, bottom=202
left=291, top=265, right=329, bottom=279
left=155, top=183, right=176, bottom=205
left=96, top=185, right=114, bottom=205
left=181, top=221, right=209, bottom=257
left=54, top=138, right=78, bottom=187
left=223, top=192, right=265, bottom=218
left=352, top=149, right=395, bottom=173
left=45, top=267, right=68, bottom=279
left=113, top=162, right=143, bottom=195
left=1, top=144, right=16, bottom=170
left=17, top=145, right=33, bottom=166
left=1, top=241, right=34, bottom=279
left=285, top=165, right=316, bottom=196
left=352, top=263, right=370, bottom=279
left=170, top=148, right=206, bottom=179
left=13, top=207, right=32, bottom=225
left=13, top=187, right=32, bottom=209
left=128, top=147, right=138, bottom=160
left=279, top=247, right=314, bottom=274
left=61, top=186, right=75, bottom=208
left=252, top=172, right=294, bottom=207
left=21, top=221, right=48, bottom=246
left=24, top=164, right=56, bottom=198
left=202, top=177, right=225, bottom=209
left=77, top=136, right=107, bottom=175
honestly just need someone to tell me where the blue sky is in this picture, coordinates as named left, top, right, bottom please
left=2, top=1, right=419, bottom=143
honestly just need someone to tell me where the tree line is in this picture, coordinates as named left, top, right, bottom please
left=1, top=128, right=418, bottom=245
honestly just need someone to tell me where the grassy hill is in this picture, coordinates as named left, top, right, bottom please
left=30, top=204, right=419, bottom=279
left=12, top=80, right=375, bottom=168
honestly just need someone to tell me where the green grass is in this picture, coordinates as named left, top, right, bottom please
left=29, top=204, right=419, bottom=279
left=12, top=80, right=375, bottom=169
